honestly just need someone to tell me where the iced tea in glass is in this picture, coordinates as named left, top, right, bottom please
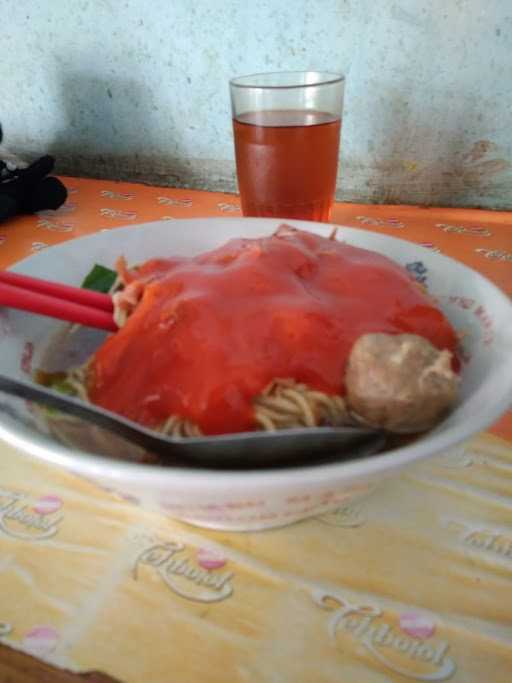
left=230, top=72, right=345, bottom=222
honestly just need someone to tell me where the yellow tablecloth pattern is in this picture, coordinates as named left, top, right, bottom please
left=0, top=178, right=511, bottom=682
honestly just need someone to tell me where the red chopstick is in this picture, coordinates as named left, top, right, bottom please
left=0, top=271, right=114, bottom=311
left=0, top=272, right=117, bottom=332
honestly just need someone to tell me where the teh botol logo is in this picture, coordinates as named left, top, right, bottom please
left=0, top=489, right=63, bottom=541
left=133, top=540, right=234, bottom=603
left=313, top=589, right=456, bottom=681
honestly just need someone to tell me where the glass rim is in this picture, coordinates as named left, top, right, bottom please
left=229, top=70, right=345, bottom=90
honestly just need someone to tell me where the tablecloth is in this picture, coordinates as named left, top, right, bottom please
left=0, top=178, right=511, bottom=683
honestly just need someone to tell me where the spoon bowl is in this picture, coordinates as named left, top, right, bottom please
left=0, top=373, right=385, bottom=469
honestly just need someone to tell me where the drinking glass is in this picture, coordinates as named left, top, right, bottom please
left=230, top=71, right=345, bottom=222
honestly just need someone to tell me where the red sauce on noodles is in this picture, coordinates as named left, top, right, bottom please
left=89, top=227, right=458, bottom=435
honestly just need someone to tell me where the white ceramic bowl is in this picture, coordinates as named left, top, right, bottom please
left=0, top=218, right=510, bottom=531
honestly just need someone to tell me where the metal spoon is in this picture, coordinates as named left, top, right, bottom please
left=0, top=374, right=385, bottom=469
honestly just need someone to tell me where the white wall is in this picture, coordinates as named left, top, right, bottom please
left=2, top=0, right=511, bottom=207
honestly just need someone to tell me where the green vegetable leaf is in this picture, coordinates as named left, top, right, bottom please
left=81, top=264, right=117, bottom=293
left=39, top=378, right=78, bottom=417
left=50, top=379, right=77, bottom=396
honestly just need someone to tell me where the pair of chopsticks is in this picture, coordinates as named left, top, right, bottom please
left=0, top=271, right=118, bottom=331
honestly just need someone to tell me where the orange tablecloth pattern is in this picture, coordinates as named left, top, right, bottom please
left=0, top=178, right=511, bottom=683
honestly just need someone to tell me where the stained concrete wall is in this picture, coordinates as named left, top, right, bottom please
left=2, top=0, right=511, bottom=208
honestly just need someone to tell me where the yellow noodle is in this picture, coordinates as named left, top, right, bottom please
left=108, top=274, right=123, bottom=295
left=110, top=270, right=140, bottom=328
left=253, top=379, right=350, bottom=431
left=53, top=372, right=351, bottom=438
left=252, top=412, right=276, bottom=432
left=112, top=304, right=129, bottom=329
left=64, top=364, right=90, bottom=402
left=160, top=415, right=202, bottom=438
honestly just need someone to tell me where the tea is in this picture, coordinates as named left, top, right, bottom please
left=233, top=109, right=341, bottom=222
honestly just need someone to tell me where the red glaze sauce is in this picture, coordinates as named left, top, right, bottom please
left=89, top=227, right=458, bottom=435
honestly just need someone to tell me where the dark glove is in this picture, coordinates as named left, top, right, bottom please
left=0, top=145, right=67, bottom=223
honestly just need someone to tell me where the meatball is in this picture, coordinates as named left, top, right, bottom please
left=345, top=333, right=459, bottom=433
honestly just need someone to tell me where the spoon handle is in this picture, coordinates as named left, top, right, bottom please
left=0, top=373, right=169, bottom=455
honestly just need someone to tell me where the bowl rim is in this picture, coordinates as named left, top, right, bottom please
left=2, top=217, right=511, bottom=489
